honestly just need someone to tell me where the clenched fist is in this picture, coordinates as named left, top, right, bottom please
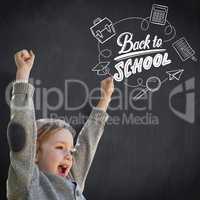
left=15, top=49, right=35, bottom=81
left=100, top=77, right=114, bottom=100
left=96, top=77, right=114, bottom=112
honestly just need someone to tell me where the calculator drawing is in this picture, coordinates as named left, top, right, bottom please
left=172, top=37, right=196, bottom=61
left=150, top=4, right=168, bottom=26
left=90, top=17, right=116, bottom=44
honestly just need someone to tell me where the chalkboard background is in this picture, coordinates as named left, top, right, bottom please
left=1, top=0, right=200, bottom=199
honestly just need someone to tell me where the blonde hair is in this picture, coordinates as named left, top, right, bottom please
left=37, top=126, right=63, bottom=143
left=36, top=120, right=76, bottom=153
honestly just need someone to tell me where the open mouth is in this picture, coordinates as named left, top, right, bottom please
left=58, top=164, right=69, bottom=177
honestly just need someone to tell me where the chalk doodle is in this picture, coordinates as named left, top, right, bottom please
left=150, top=4, right=168, bottom=26
left=172, top=37, right=197, bottom=62
left=90, top=4, right=198, bottom=101
left=90, top=17, right=116, bottom=44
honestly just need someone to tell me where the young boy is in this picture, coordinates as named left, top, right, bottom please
left=6, top=49, right=114, bottom=200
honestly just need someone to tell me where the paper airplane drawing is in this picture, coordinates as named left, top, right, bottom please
left=166, top=69, right=184, bottom=80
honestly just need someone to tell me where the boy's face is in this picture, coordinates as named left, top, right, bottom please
left=36, top=128, right=74, bottom=177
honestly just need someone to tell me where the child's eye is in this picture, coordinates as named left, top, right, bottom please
left=56, top=146, right=64, bottom=150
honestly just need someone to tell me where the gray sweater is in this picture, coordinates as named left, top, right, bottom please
left=6, top=81, right=108, bottom=200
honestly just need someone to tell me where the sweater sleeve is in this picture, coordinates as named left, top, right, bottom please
left=69, top=108, right=109, bottom=192
left=6, top=81, right=37, bottom=197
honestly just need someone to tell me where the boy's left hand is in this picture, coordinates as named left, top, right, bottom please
left=100, top=77, right=114, bottom=101
left=96, top=77, right=114, bottom=112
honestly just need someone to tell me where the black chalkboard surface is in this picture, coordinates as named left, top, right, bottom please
left=1, top=0, right=200, bottom=199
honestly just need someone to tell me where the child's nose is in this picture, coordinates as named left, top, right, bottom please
left=64, top=152, right=73, bottom=161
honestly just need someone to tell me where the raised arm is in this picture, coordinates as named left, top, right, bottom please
left=7, top=50, right=37, bottom=198
left=69, top=77, right=114, bottom=192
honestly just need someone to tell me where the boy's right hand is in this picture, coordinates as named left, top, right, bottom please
left=15, top=49, right=35, bottom=81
